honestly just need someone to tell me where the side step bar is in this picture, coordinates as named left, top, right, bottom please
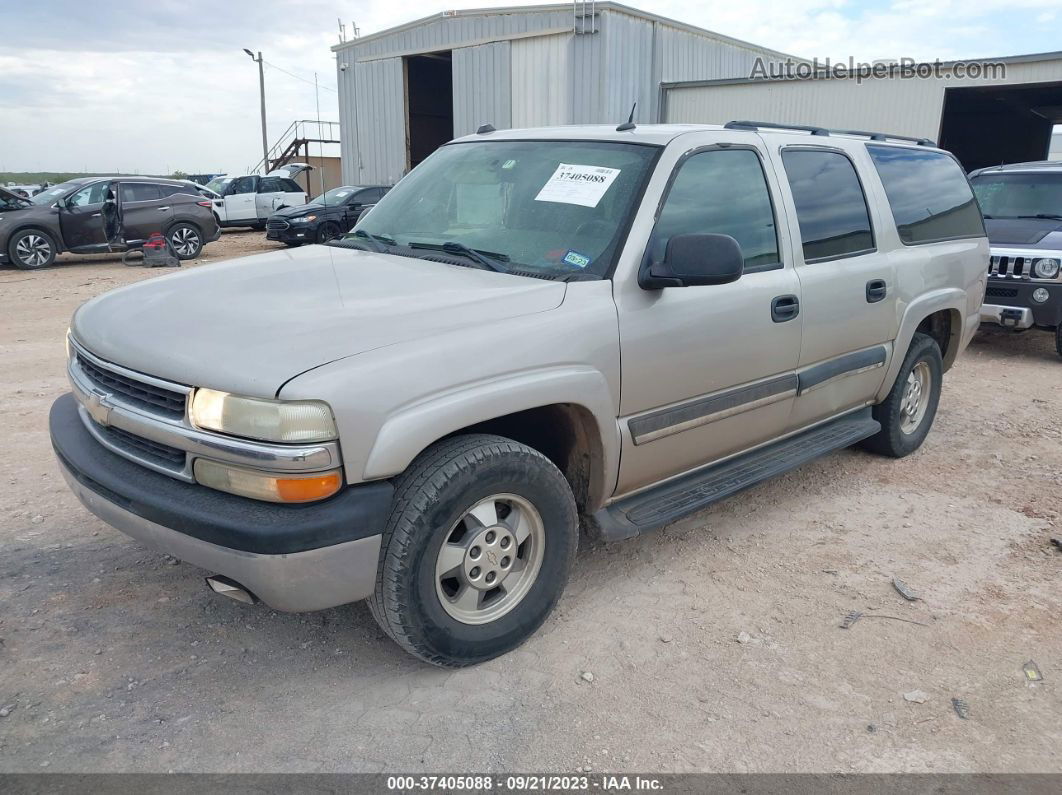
left=593, top=408, right=880, bottom=541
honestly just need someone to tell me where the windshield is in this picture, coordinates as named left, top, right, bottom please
left=971, top=172, right=1062, bottom=219
left=313, top=187, right=355, bottom=206
left=348, top=140, right=658, bottom=278
left=31, top=182, right=80, bottom=206
left=205, top=176, right=233, bottom=194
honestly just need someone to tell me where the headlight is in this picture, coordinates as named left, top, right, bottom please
left=189, top=388, right=337, bottom=443
left=291, top=215, right=317, bottom=223
left=1032, top=258, right=1060, bottom=279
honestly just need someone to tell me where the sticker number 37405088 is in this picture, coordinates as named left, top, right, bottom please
left=534, top=163, right=621, bottom=208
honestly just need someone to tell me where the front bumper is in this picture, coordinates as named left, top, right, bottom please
left=981, top=281, right=1062, bottom=329
left=51, top=393, right=392, bottom=612
left=265, top=219, right=316, bottom=243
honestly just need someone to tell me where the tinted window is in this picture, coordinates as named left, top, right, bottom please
left=782, top=149, right=874, bottom=261
left=259, top=177, right=285, bottom=193
left=68, top=182, right=110, bottom=207
left=651, top=149, right=779, bottom=270
left=231, top=176, right=256, bottom=194
left=119, top=183, right=161, bottom=203
left=354, top=188, right=384, bottom=204
left=867, top=146, right=984, bottom=244
left=282, top=179, right=303, bottom=193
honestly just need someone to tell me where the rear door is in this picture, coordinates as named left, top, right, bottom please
left=223, top=176, right=258, bottom=221
left=764, top=136, right=896, bottom=428
left=118, top=182, right=171, bottom=245
left=58, top=181, right=110, bottom=249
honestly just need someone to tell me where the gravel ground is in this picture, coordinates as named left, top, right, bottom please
left=1, top=232, right=1060, bottom=773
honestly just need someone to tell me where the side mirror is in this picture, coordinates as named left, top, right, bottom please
left=640, top=233, right=744, bottom=289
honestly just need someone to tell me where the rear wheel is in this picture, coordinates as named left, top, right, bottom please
left=168, top=223, right=203, bottom=260
left=9, top=228, right=57, bottom=269
left=861, top=332, right=942, bottom=457
left=369, top=434, right=578, bottom=667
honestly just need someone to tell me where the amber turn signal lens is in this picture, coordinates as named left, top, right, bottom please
left=275, top=472, right=342, bottom=502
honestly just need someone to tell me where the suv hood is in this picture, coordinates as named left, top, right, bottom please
left=985, top=217, right=1062, bottom=250
left=71, top=246, right=566, bottom=396
left=270, top=202, right=334, bottom=219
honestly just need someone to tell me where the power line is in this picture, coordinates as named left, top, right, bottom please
left=262, top=59, right=338, bottom=92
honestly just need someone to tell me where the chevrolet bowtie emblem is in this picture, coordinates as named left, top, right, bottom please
left=86, top=390, right=113, bottom=426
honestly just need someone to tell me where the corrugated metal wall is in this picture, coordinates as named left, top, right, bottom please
left=511, top=33, right=573, bottom=127
left=452, top=42, right=512, bottom=136
left=663, top=59, right=1062, bottom=140
left=350, top=58, right=406, bottom=185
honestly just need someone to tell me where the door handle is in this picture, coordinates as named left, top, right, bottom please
left=866, top=279, right=887, bottom=303
left=771, top=294, right=800, bottom=323
left=90, top=212, right=101, bottom=218
left=157, top=206, right=170, bottom=211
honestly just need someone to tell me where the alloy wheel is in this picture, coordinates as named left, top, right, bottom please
left=434, top=493, right=546, bottom=625
left=899, top=361, right=931, bottom=434
left=15, top=234, right=51, bottom=267
left=170, top=227, right=200, bottom=257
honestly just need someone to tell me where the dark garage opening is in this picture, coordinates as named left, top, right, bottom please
left=939, top=81, right=1062, bottom=172
left=405, top=52, right=454, bottom=170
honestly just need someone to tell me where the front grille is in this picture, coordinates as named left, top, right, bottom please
left=96, top=423, right=187, bottom=469
left=989, top=255, right=1028, bottom=279
left=266, top=219, right=289, bottom=231
left=76, top=353, right=186, bottom=419
left=985, top=286, right=1019, bottom=298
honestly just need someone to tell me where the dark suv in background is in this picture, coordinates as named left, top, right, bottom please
left=970, top=161, right=1062, bottom=357
left=266, top=185, right=389, bottom=246
left=0, top=177, right=220, bottom=269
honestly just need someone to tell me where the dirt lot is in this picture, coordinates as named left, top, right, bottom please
left=1, top=231, right=1059, bottom=773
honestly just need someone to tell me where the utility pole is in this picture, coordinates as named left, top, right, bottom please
left=243, top=49, right=268, bottom=172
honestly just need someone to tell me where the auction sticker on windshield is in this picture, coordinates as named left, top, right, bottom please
left=535, top=163, right=621, bottom=208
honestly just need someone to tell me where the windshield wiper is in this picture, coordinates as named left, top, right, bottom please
left=408, top=241, right=510, bottom=273
left=1016, top=213, right=1062, bottom=221
left=331, top=229, right=395, bottom=252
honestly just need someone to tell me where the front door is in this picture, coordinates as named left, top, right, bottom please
left=764, top=138, right=897, bottom=428
left=118, top=182, right=172, bottom=245
left=59, top=181, right=111, bottom=250
left=614, top=138, right=803, bottom=495
left=223, top=176, right=258, bottom=221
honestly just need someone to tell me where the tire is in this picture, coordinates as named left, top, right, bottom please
left=861, top=332, right=943, bottom=458
left=168, top=223, right=203, bottom=260
left=8, top=228, right=57, bottom=269
left=316, top=221, right=340, bottom=244
left=369, top=434, right=579, bottom=667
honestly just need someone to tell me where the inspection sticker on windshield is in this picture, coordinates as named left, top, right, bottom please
left=534, top=163, right=621, bottom=208
left=563, top=250, right=591, bottom=269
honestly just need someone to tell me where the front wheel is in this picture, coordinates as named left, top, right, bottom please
left=369, top=434, right=578, bottom=667
left=861, top=332, right=942, bottom=457
left=316, top=221, right=341, bottom=244
left=9, top=228, right=57, bottom=269
left=168, top=223, right=203, bottom=260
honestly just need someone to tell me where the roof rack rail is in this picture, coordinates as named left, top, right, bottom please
left=724, top=120, right=829, bottom=136
left=723, top=120, right=936, bottom=147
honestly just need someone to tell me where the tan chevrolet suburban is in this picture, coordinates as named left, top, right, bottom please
left=50, top=121, right=988, bottom=666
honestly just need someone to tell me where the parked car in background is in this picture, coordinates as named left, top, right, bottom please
left=0, top=177, right=220, bottom=269
left=6, top=184, right=43, bottom=198
left=51, top=122, right=987, bottom=666
left=1, top=186, right=32, bottom=213
left=205, top=163, right=311, bottom=229
left=969, top=160, right=1062, bottom=356
left=266, top=185, right=390, bottom=246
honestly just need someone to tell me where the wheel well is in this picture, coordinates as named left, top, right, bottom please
left=915, top=309, right=961, bottom=370
left=447, top=404, right=605, bottom=515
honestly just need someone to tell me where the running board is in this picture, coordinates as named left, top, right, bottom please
left=593, top=408, right=880, bottom=541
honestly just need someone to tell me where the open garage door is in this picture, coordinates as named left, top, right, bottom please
left=940, top=81, right=1062, bottom=172
left=405, top=52, right=454, bottom=170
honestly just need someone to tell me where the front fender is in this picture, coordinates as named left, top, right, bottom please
left=363, top=366, right=619, bottom=498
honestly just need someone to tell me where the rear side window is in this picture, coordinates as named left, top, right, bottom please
left=120, top=183, right=161, bottom=202
left=867, top=146, right=984, bottom=244
left=282, top=179, right=303, bottom=193
left=781, top=149, right=874, bottom=262
left=651, top=148, right=780, bottom=271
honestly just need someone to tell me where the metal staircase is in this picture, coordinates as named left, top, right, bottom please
left=249, top=120, right=340, bottom=174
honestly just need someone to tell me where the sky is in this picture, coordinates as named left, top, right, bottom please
left=1, top=0, right=1059, bottom=175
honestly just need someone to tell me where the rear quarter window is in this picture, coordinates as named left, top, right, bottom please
left=866, top=146, right=984, bottom=245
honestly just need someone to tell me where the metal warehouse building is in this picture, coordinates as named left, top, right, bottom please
left=333, top=2, right=793, bottom=184
left=334, top=2, right=1062, bottom=182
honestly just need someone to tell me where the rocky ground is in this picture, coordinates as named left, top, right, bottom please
left=1, top=233, right=1059, bottom=772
